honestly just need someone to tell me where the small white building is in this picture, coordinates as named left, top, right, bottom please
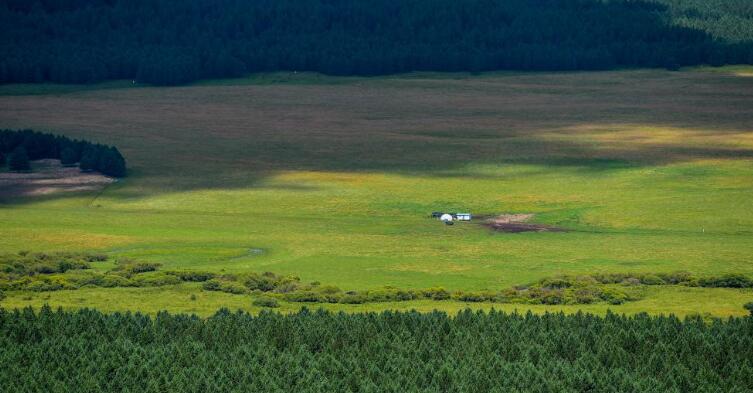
left=431, top=212, right=472, bottom=223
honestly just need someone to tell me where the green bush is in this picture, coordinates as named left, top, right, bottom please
left=284, top=291, right=325, bottom=303
left=0, top=289, right=5, bottom=301
left=131, top=272, right=182, bottom=287
left=599, top=287, right=630, bottom=305
left=454, top=291, right=490, bottom=302
left=252, top=296, right=280, bottom=308
left=639, top=275, right=665, bottom=285
left=85, top=254, right=108, bottom=262
left=425, top=287, right=451, bottom=300
left=658, top=271, right=695, bottom=285
left=26, top=276, right=73, bottom=292
left=573, top=288, right=598, bottom=304
left=168, top=270, right=215, bottom=282
left=538, top=277, right=573, bottom=289
left=365, top=288, right=399, bottom=302
left=272, top=282, right=299, bottom=293
left=339, top=293, right=367, bottom=304
left=699, top=274, right=753, bottom=288
left=317, top=285, right=342, bottom=295
left=202, top=279, right=223, bottom=291
left=396, top=290, right=418, bottom=301
left=539, top=290, right=565, bottom=305
left=744, top=302, right=753, bottom=317
left=220, top=281, right=249, bottom=294
left=126, top=262, right=161, bottom=275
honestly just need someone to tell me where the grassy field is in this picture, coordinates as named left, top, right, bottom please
left=1, top=68, right=753, bottom=316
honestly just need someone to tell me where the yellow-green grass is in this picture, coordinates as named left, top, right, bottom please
left=688, top=65, right=753, bottom=77
left=2, top=284, right=751, bottom=318
left=1, top=69, right=753, bottom=315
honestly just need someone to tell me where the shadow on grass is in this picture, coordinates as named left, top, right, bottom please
left=2, top=69, right=753, bottom=205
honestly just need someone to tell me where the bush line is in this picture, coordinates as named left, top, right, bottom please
left=2, top=252, right=752, bottom=306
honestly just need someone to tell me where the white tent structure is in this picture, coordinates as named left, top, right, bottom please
left=440, top=213, right=454, bottom=225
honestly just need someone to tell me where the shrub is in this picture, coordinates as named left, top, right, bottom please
left=639, top=275, right=665, bottom=285
left=396, top=290, right=418, bottom=301
left=168, top=271, right=215, bottom=282
left=127, top=262, right=161, bottom=274
left=132, top=272, right=182, bottom=287
left=365, top=288, right=399, bottom=302
left=0, top=290, right=5, bottom=301
left=539, top=290, right=565, bottom=305
left=744, top=302, right=753, bottom=317
left=244, top=274, right=276, bottom=291
left=252, top=296, right=280, bottom=308
left=85, top=254, right=108, bottom=262
left=658, top=271, right=695, bottom=285
left=202, top=279, right=223, bottom=291
left=98, top=274, right=134, bottom=288
left=573, top=288, right=598, bottom=304
left=599, top=287, right=629, bottom=305
left=538, top=277, right=573, bottom=289
left=317, top=285, right=342, bottom=295
left=455, top=291, right=489, bottom=302
left=339, top=293, right=367, bottom=304
left=272, top=282, right=299, bottom=293
left=219, top=281, right=248, bottom=294
left=592, top=273, right=630, bottom=284
left=699, top=274, right=753, bottom=288
left=26, top=276, right=72, bottom=292
left=423, top=287, right=451, bottom=301
left=284, top=291, right=324, bottom=303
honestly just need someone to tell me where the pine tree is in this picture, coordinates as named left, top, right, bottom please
left=8, top=146, right=30, bottom=171
left=98, top=147, right=127, bottom=177
left=60, top=147, right=78, bottom=166
left=79, top=147, right=100, bottom=172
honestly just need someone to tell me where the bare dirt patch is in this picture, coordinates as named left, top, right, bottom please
left=0, top=159, right=115, bottom=200
left=483, top=213, right=565, bottom=233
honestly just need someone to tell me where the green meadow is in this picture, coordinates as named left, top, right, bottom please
left=1, top=68, right=753, bottom=316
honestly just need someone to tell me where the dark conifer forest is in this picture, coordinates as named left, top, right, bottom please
left=1, top=307, right=752, bottom=392
left=0, top=129, right=126, bottom=177
left=1, top=0, right=752, bottom=85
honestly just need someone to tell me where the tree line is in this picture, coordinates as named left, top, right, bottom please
left=0, top=129, right=126, bottom=177
left=0, top=306, right=752, bottom=392
left=1, top=0, right=752, bottom=86
left=4, top=252, right=753, bottom=309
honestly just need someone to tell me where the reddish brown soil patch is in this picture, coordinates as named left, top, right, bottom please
left=483, top=214, right=566, bottom=233
left=0, top=159, right=115, bottom=200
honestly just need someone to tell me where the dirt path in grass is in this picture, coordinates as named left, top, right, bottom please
left=0, top=159, right=115, bottom=200
left=484, top=213, right=565, bottom=233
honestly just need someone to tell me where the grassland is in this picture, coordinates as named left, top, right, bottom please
left=1, top=68, right=752, bottom=316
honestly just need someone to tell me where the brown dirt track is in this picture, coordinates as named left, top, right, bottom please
left=0, top=159, right=114, bottom=200
left=483, top=214, right=566, bottom=233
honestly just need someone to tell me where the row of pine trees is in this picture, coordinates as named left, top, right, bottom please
left=0, top=129, right=126, bottom=177
left=2, top=0, right=752, bottom=85
left=1, top=306, right=752, bottom=392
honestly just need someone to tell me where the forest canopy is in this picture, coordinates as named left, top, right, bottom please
left=1, top=307, right=752, bottom=392
left=1, top=0, right=752, bottom=85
